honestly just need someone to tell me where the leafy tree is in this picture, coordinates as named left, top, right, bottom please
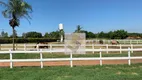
left=23, top=32, right=42, bottom=38
left=87, top=32, right=96, bottom=38
left=45, top=30, right=63, bottom=39
left=79, top=30, right=96, bottom=39
left=44, top=32, right=49, bottom=38
left=22, top=33, right=26, bottom=38
left=98, top=31, right=105, bottom=38
left=0, top=0, right=32, bottom=50
left=108, top=31, right=114, bottom=39
left=113, top=30, right=128, bottom=39
left=0, top=31, right=8, bottom=38
left=48, top=31, right=60, bottom=39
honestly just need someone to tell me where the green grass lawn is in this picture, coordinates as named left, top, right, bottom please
left=0, top=64, right=141, bottom=80
left=0, top=52, right=141, bottom=59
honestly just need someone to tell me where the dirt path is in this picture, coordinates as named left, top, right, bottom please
left=0, top=59, right=141, bottom=67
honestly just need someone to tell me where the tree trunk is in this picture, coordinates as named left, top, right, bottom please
left=12, top=27, right=15, bottom=51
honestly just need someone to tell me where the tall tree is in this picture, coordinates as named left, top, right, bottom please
left=48, top=31, right=60, bottom=39
left=22, top=33, right=26, bottom=38
left=75, top=25, right=83, bottom=33
left=113, top=30, right=128, bottom=39
left=23, top=32, right=42, bottom=38
left=0, top=0, right=32, bottom=50
left=44, top=32, right=49, bottom=38
left=0, top=31, right=8, bottom=38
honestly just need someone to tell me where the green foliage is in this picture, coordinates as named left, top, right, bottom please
left=0, top=0, right=32, bottom=22
left=22, top=32, right=42, bottom=38
left=0, top=0, right=33, bottom=50
left=80, top=30, right=96, bottom=39
left=0, top=38, right=12, bottom=43
left=0, top=29, right=141, bottom=39
left=87, top=32, right=96, bottom=38
left=44, top=32, right=49, bottom=38
left=22, top=33, right=26, bottom=38
left=74, top=25, right=96, bottom=38
left=108, top=31, right=113, bottom=39
left=0, top=31, right=8, bottom=38
left=97, top=30, right=128, bottom=39
left=75, top=25, right=83, bottom=33
left=44, top=31, right=60, bottom=39
left=74, top=26, right=128, bottom=39
left=128, top=33, right=142, bottom=38
left=98, top=31, right=109, bottom=38
left=0, top=0, right=32, bottom=30
left=0, top=38, right=57, bottom=43
left=112, top=30, right=128, bottom=39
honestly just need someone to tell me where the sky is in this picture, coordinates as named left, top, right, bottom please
left=0, top=0, right=142, bottom=36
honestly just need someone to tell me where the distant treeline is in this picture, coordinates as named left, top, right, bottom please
left=0, top=29, right=142, bottom=39
left=0, top=38, right=57, bottom=44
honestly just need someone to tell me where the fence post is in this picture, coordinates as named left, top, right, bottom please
left=40, top=49, right=43, bottom=68
left=119, top=44, right=122, bottom=54
left=107, top=40, right=109, bottom=44
left=64, top=44, right=67, bottom=54
left=36, top=44, right=39, bottom=51
left=16, top=44, right=18, bottom=50
left=128, top=47, right=131, bottom=66
left=24, top=44, right=26, bottom=51
left=106, top=44, right=108, bottom=54
left=50, top=44, right=52, bottom=53
left=103, top=40, right=105, bottom=44
left=131, top=44, right=133, bottom=53
left=0, top=44, right=1, bottom=50
left=70, top=52, right=73, bottom=67
left=9, top=49, right=13, bottom=68
left=100, top=48, right=102, bottom=66
left=92, top=44, right=94, bottom=53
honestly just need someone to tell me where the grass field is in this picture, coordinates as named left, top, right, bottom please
left=0, top=64, right=141, bottom=80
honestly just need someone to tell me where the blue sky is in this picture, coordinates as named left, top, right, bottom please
left=0, top=0, right=142, bottom=36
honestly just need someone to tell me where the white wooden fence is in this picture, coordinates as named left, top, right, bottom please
left=0, top=48, right=142, bottom=68
left=86, top=39, right=142, bottom=44
left=1, top=44, right=142, bottom=54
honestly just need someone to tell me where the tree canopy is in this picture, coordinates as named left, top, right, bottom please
left=22, top=32, right=42, bottom=38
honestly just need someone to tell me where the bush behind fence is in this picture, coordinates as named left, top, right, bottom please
left=0, top=38, right=58, bottom=44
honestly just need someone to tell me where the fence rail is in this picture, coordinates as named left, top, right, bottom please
left=0, top=48, right=142, bottom=53
left=0, top=48, right=141, bottom=68
left=1, top=44, right=142, bottom=54
left=86, top=39, right=142, bottom=44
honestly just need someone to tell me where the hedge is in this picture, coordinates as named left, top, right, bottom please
left=0, top=38, right=58, bottom=44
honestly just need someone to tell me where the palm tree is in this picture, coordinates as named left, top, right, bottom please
left=0, top=0, right=32, bottom=50
left=75, top=25, right=83, bottom=33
